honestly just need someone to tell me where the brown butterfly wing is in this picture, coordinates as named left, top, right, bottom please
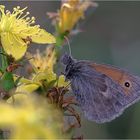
left=70, top=61, right=140, bottom=123
left=92, top=63, right=138, bottom=95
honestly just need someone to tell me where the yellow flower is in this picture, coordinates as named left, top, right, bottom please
left=0, top=5, right=56, bottom=60
left=27, top=46, right=56, bottom=73
left=58, top=0, right=97, bottom=34
left=15, top=45, right=69, bottom=93
left=15, top=71, right=69, bottom=94
left=0, top=94, right=65, bottom=139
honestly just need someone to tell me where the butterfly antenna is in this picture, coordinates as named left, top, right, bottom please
left=64, top=36, right=72, bottom=56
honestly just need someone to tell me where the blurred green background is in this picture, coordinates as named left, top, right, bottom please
left=2, top=1, right=140, bottom=139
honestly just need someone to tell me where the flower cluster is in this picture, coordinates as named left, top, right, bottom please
left=3, top=94, right=64, bottom=139
left=0, top=1, right=97, bottom=139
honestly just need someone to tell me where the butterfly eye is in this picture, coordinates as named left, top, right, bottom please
left=124, top=81, right=131, bottom=88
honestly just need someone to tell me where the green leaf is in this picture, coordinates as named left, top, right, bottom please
left=0, top=47, right=8, bottom=71
left=0, top=48, right=15, bottom=91
left=0, top=72, right=15, bottom=91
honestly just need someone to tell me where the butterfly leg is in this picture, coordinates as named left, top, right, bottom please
left=62, top=96, right=79, bottom=107
left=63, top=105, right=81, bottom=127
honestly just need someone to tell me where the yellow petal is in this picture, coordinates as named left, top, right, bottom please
left=56, top=75, right=69, bottom=87
left=13, top=74, right=33, bottom=84
left=33, top=71, right=56, bottom=84
left=1, top=32, right=27, bottom=60
left=59, top=4, right=73, bottom=33
left=31, top=29, right=56, bottom=44
left=7, top=93, right=28, bottom=104
left=16, top=83, right=39, bottom=93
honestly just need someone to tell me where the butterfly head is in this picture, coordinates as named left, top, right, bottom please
left=61, top=53, right=74, bottom=65
left=61, top=53, right=76, bottom=79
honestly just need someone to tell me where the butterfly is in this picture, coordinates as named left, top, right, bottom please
left=61, top=53, right=140, bottom=123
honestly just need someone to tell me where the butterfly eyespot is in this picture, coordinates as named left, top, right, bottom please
left=124, top=81, right=131, bottom=88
